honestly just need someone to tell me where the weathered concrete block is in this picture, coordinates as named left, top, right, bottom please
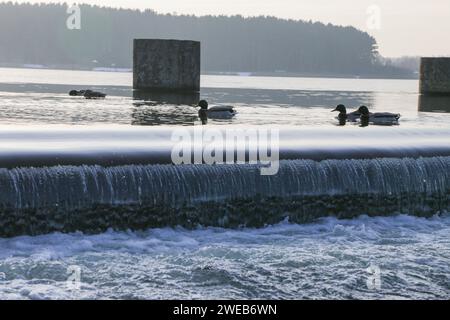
left=420, top=57, right=450, bottom=94
left=133, top=39, right=200, bottom=91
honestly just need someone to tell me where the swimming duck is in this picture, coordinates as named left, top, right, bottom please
left=331, top=104, right=361, bottom=122
left=69, top=90, right=86, bottom=96
left=358, top=106, right=400, bottom=124
left=83, top=90, right=107, bottom=99
left=198, top=100, right=236, bottom=119
left=69, top=90, right=106, bottom=99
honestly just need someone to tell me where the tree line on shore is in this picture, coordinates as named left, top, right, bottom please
left=0, top=2, right=413, bottom=78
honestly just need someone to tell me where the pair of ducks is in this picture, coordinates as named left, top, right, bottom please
left=332, top=104, right=400, bottom=124
left=69, top=90, right=107, bottom=99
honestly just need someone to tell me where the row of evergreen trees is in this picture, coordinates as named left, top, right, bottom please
left=0, top=2, right=412, bottom=77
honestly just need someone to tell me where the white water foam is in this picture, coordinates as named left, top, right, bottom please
left=0, top=214, right=449, bottom=299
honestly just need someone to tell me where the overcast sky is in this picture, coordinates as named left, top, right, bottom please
left=15, top=0, right=450, bottom=57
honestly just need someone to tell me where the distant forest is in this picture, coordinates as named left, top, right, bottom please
left=0, top=2, right=413, bottom=78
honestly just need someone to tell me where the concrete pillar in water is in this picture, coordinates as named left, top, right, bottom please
left=420, top=57, right=450, bottom=95
left=133, top=39, right=200, bottom=92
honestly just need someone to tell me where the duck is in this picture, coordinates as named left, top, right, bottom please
left=358, top=105, right=400, bottom=124
left=69, top=90, right=86, bottom=96
left=331, top=104, right=361, bottom=122
left=198, top=100, right=236, bottom=119
left=69, top=89, right=106, bottom=99
left=83, top=90, right=107, bottom=99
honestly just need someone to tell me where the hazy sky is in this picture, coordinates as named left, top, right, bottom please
left=16, top=0, right=450, bottom=57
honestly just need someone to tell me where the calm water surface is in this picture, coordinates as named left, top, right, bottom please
left=0, top=67, right=449, bottom=127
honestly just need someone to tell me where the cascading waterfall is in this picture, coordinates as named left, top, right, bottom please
left=0, top=157, right=449, bottom=237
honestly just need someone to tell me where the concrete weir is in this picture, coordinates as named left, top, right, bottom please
left=0, top=126, right=450, bottom=168
left=0, top=126, right=449, bottom=237
left=133, top=39, right=200, bottom=92
left=420, top=57, right=450, bottom=95
left=0, top=157, right=449, bottom=237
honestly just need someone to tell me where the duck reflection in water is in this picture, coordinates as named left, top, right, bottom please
left=360, top=116, right=370, bottom=127
left=337, top=116, right=346, bottom=126
left=199, top=109, right=208, bottom=125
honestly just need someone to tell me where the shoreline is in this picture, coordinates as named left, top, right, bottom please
left=0, top=64, right=418, bottom=80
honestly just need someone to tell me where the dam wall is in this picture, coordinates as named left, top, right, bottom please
left=0, top=126, right=449, bottom=237
left=0, top=157, right=448, bottom=237
left=0, top=126, right=449, bottom=168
